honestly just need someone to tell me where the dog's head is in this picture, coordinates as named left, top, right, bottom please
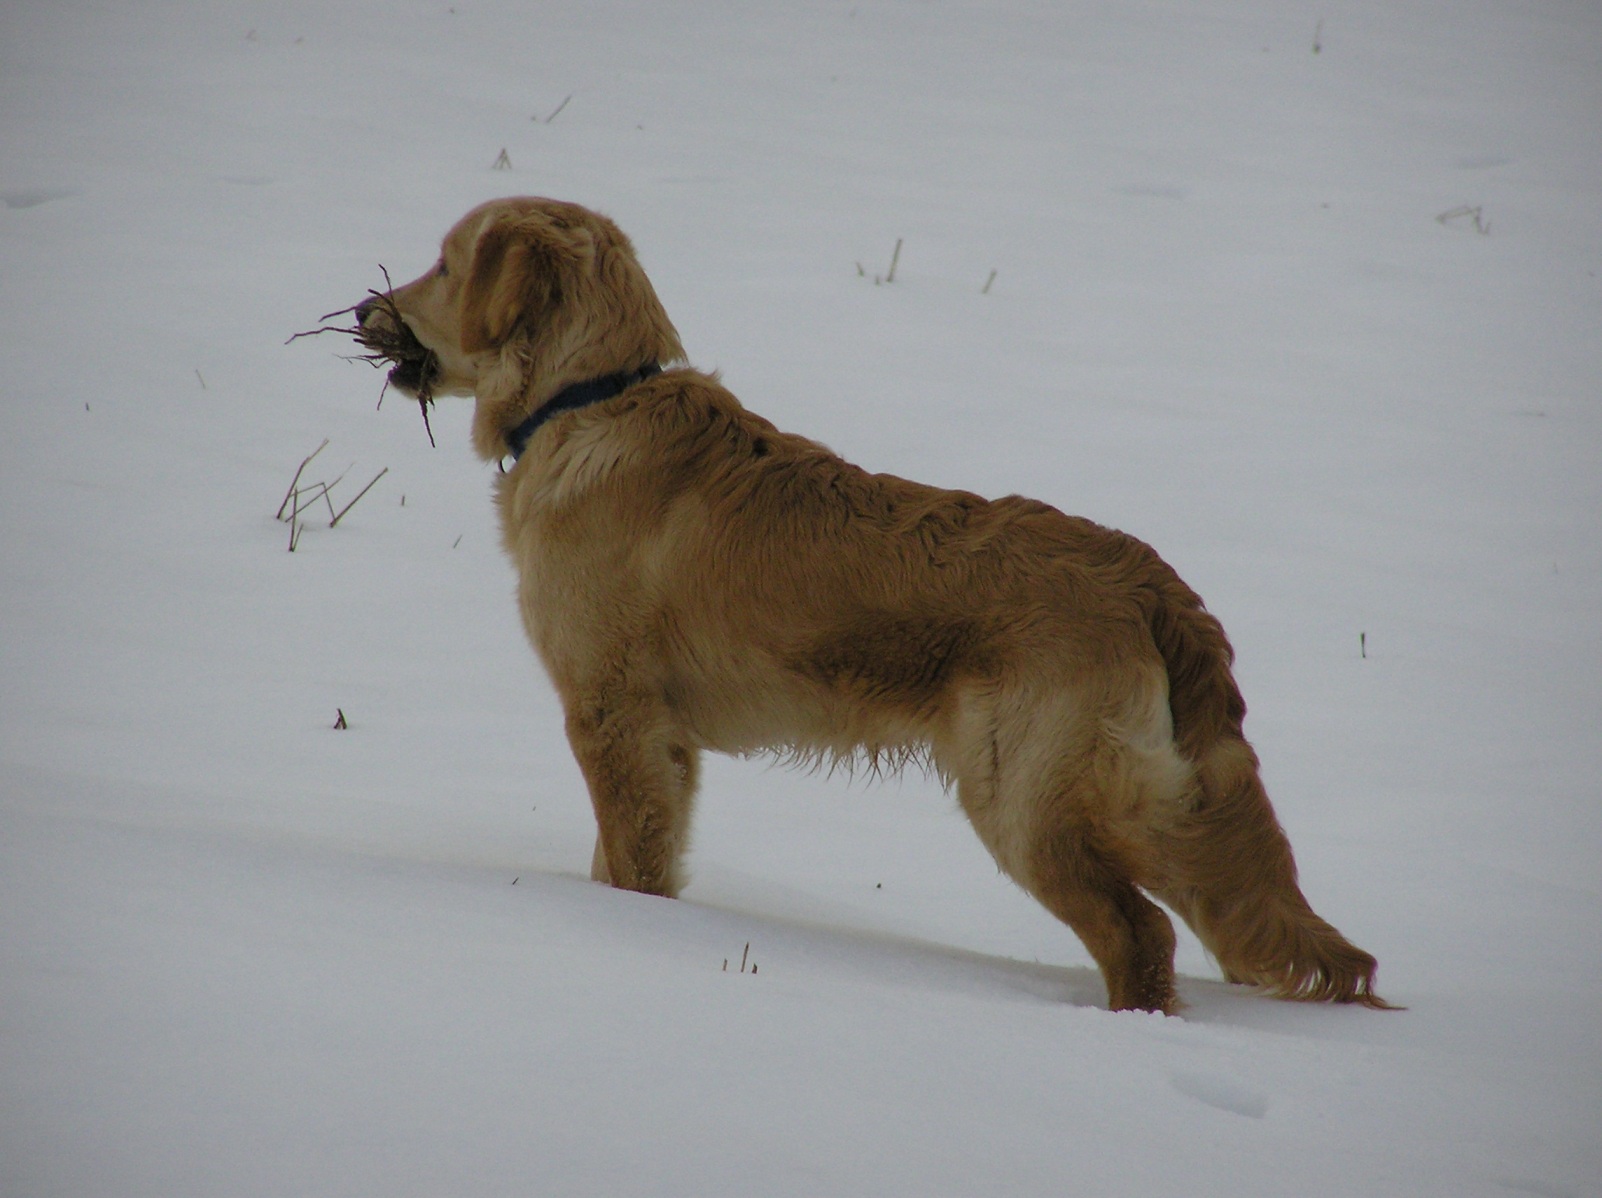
left=357, top=197, right=684, bottom=459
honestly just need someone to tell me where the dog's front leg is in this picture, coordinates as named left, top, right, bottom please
left=563, top=687, right=699, bottom=898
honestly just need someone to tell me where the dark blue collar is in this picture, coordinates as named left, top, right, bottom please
left=505, top=363, right=663, bottom=460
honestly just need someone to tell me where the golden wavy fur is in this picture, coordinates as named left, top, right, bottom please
left=355, top=196, right=1387, bottom=1013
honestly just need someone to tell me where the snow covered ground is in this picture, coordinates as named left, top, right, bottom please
left=3, top=1, right=1599, bottom=1194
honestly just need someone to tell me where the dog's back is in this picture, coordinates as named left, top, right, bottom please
left=504, top=368, right=1384, bottom=1012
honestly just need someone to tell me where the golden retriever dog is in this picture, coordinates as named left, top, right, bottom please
left=354, top=196, right=1387, bottom=1013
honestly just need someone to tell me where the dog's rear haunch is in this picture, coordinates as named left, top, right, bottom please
left=354, top=197, right=1388, bottom=1013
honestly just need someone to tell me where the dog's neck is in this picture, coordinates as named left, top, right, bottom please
left=504, top=364, right=663, bottom=460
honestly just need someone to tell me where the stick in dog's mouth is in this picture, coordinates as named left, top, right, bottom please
left=287, top=270, right=441, bottom=446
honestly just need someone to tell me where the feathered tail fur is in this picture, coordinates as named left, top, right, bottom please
left=1141, top=562, right=1391, bottom=1007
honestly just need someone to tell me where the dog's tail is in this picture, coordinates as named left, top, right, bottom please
left=1139, top=557, right=1391, bottom=1007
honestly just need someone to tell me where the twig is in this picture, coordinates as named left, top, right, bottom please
left=544, top=93, right=573, bottom=123
left=329, top=467, right=389, bottom=527
left=289, top=480, right=334, bottom=522
left=1436, top=204, right=1490, bottom=235
left=492, top=147, right=512, bottom=170
left=324, top=464, right=353, bottom=491
left=885, top=237, right=902, bottom=283
left=277, top=439, right=329, bottom=519
left=981, top=268, right=997, bottom=295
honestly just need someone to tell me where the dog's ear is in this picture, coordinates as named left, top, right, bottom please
left=459, top=212, right=596, bottom=354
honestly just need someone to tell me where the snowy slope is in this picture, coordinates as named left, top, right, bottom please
left=2, top=1, right=1599, bottom=1195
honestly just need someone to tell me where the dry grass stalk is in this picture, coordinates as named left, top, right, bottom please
left=276, top=442, right=388, bottom=549
left=329, top=467, right=389, bottom=528
left=1436, top=204, right=1490, bottom=234
left=276, top=438, right=329, bottom=520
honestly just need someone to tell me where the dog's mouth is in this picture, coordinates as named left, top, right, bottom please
left=356, top=304, right=440, bottom=445
left=361, top=316, right=440, bottom=401
left=380, top=349, right=438, bottom=398
left=349, top=292, right=440, bottom=401
left=288, top=276, right=442, bottom=446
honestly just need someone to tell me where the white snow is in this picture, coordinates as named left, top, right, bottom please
left=2, top=1, right=1599, bottom=1195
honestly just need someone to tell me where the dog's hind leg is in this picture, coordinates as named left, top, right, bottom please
left=563, top=685, right=700, bottom=898
left=1026, top=813, right=1180, bottom=1013
left=589, top=834, right=612, bottom=886
left=944, top=689, right=1180, bottom=1014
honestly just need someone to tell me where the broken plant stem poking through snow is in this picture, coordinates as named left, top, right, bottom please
left=861, top=238, right=905, bottom=286
left=1436, top=204, right=1490, bottom=235
left=275, top=441, right=387, bottom=551
left=276, top=438, right=329, bottom=521
left=330, top=467, right=389, bottom=528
